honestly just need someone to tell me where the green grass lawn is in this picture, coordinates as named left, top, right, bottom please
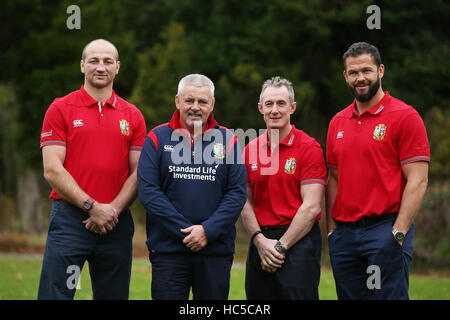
left=0, top=254, right=448, bottom=300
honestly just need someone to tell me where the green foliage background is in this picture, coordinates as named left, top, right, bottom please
left=0, top=0, right=448, bottom=267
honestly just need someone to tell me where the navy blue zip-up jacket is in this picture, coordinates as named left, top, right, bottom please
left=137, top=110, right=247, bottom=255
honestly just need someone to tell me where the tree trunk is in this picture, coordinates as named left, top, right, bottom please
left=17, top=167, right=46, bottom=234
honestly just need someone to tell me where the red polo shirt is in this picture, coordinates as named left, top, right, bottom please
left=40, top=86, right=147, bottom=203
left=244, top=125, right=327, bottom=227
left=326, top=92, right=430, bottom=222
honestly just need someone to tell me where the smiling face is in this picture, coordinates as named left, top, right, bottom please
left=343, top=53, right=384, bottom=102
left=175, top=85, right=215, bottom=134
left=80, top=40, right=120, bottom=89
left=258, top=85, right=296, bottom=133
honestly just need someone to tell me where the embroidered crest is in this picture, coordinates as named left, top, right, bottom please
left=373, top=124, right=387, bottom=141
left=284, top=158, right=296, bottom=174
left=213, top=143, right=225, bottom=158
left=119, top=120, right=130, bottom=136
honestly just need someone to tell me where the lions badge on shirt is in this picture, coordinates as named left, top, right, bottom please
left=213, top=143, right=225, bottom=158
left=373, top=124, right=387, bottom=141
left=119, top=120, right=130, bottom=136
left=284, top=157, right=296, bottom=174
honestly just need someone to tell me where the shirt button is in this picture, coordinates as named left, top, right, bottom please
left=358, top=121, right=361, bottom=124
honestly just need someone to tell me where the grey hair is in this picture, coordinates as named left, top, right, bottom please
left=177, top=74, right=215, bottom=99
left=259, top=76, right=295, bottom=104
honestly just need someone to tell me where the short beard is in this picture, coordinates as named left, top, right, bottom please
left=350, top=76, right=381, bottom=102
left=185, top=112, right=204, bottom=129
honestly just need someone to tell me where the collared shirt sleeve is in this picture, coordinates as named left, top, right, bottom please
left=396, top=111, right=430, bottom=166
left=326, top=117, right=338, bottom=170
left=300, top=141, right=327, bottom=185
left=129, top=108, right=147, bottom=151
left=40, top=100, right=67, bottom=149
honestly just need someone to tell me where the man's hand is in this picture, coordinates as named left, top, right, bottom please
left=253, top=235, right=285, bottom=273
left=181, top=225, right=208, bottom=252
left=83, top=203, right=119, bottom=235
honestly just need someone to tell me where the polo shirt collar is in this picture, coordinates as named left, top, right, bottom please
left=263, top=125, right=298, bottom=148
left=79, top=85, right=119, bottom=109
left=346, top=91, right=391, bottom=118
left=168, top=109, right=218, bottom=133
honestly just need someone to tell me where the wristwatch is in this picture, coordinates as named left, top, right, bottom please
left=274, top=241, right=287, bottom=253
left=82, top=198, right=95, bottom=212
left=392, top=229, right=406, bottom=242
left=250, top=230, right=262, bottom=244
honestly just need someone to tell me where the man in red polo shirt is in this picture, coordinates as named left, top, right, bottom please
left=37, top=39, right=146, bottom=299
left=242, top=76, right=327, bottom=299
left=326, top=42, right=430, bottom=300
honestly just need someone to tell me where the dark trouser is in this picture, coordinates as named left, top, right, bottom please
left=37, top=200, right=134, bottom=300
left=328, top=213, right=414, bottom=300
left=150, top=252, right=233, bottom=300
left=245, top=223, right=322, bottom=300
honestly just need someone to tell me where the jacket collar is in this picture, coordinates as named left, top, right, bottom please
left=168, top=109, right=218, bottom=134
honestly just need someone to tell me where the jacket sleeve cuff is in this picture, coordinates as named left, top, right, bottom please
left=202, top=221, right=218, bottom=242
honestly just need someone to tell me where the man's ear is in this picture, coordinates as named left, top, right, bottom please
left=290, top=102, right=296, bottom=115
left=378, top=64, right=384, bottom=79
left=115, top=60, right=120, bottom=75
left=175, top=95, right=180, bottom=110
left=343, top=69, right=348, bottom=82
left=258, top=103, right=264, bottom=115
left=210, top=97, right=215, bottom=113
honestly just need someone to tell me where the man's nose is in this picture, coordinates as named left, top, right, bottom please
left=356, top=72, right=365, bottom=82
left=96, top=62, right=106, bottom=71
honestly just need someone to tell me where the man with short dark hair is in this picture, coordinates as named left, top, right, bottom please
left=242, top=76, right=326, bottom=300
left=137, top=74, right=247, bottom=300
left=38, top=39, right=147, bottom=299
left=326, top=42, right=430, bottom=300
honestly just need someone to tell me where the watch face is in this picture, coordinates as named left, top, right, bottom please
left=394, top=231, right=405, bottom=241
left=82, top=199, right=94, bottom=211
left=275, top=241, right=287, bottom=253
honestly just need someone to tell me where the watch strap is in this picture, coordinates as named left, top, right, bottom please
left=250, top=230, right=262, bottom=244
